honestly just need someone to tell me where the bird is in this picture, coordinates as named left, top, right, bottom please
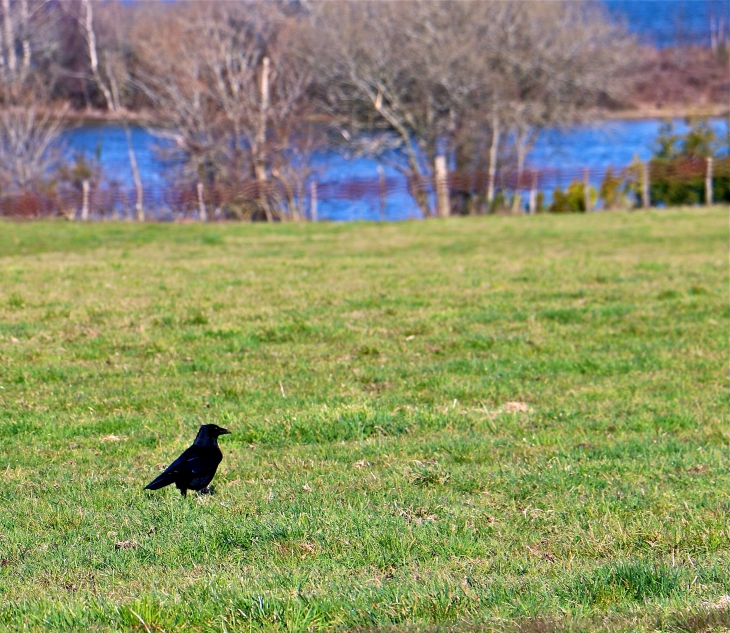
left=144, top=424, right=231, bottom=497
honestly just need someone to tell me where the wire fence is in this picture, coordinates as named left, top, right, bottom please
left=1, top=156, right=727, bottom=221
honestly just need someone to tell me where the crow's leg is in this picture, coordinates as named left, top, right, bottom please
left=199, top=487, right=215, bottom=495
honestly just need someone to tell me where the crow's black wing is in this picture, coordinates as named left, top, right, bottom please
left=144, top=445, right=211, bottom=490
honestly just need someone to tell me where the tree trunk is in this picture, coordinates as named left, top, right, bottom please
left=255, top=56, right=272, bottom=222
left=408, top=174, right=431, bottom=217
left=81, top=179, right=90, bottom=221
left=487, top=113, right=500, bottom=207
left=403, top=148, right=431, bottom=217
left=706, top=157, right=713, bottom=206
left=124, top=124, right=144, bottom=221
left=197, top=181, right=207, bottom=222
left=310, top=180, right=318, bottom=222
left=3, top=0, right=16, bottom=77
left=20, top=0, right=29, bottom=80
left=83, top=0, right=115, bottom=112
left=512, top=127, right=528, bottom=213
left=106, top=51, right=122, bottom=111
left=371, top=89, right=432, bottom=217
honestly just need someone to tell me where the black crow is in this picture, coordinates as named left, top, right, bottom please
left=145, top=424, right=231, bottom=497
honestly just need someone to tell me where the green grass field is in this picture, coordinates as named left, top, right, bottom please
left=0, top=209, right=728, bottom=632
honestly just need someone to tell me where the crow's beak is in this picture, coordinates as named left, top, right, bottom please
left=220, top=427, right=231, bottom=435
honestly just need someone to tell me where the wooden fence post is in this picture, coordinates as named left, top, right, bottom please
left=197, top=182, right=207, bottom=222
left=529, top=171, right=538, bottom=214
left=81, top=179, right=90, bottom=221
left=706, top=157, right=714, bottom=206
left=641, top=162, right=650, bottom=209
left=124, top=125, right=144, bottom=222
left=135, top=187, right=144, bottom=222
left=310, top=180, right=318, bottom=222
left=486, top=113, right=500, bottom=207
left=377, top=165, right=387, bottom=220
left=583, top=168, right=592, bottom=212
left=434, top=155, right=450, bottom=218
left=511, top=172, right=522, bottom=214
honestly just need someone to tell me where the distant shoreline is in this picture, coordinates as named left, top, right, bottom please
left=0, top=89, right=730, bottom=127
left=605, top=104, right=729, bottom=122
left=55, top=104, right=729, bottom=128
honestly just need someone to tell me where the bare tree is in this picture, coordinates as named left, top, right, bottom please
left=2, top=0, right=20, bottom=82
left=0, top=1, right=66, bottom=194
left=63, top=0, right=145, bottom=218
left=79, top=0, right=114, bottom=111
left=305, top=2, right=442, bottom=215
left=0, top=0, right=59, bottom=91
left=133, top=1, right=314, bottom=220
left=0, top=96, right=65, bottom=192
left=0, top=0, right=638, bottom=219
left=307, top=0, right=635, bottom=216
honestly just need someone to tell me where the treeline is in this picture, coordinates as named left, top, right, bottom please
left=0, top=0, right=723, bottom=220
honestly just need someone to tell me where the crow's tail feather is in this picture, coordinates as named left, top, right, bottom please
left=145, top=471, right=175, bottom=490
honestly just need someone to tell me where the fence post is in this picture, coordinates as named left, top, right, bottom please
left=125, top=125, right=145, bottom=222
left=197, top=182, right=207, bottom=222
left=487, top=113, right=500, bottom=207
left=641, top=161, right=650, bottom=209
left=377, top=165, right=387, bottom=220
left=135, top=186, right=144, bottom=222
left=583, top=168, right=592, bottom=212
left=511, top=171, right=522, bottom=214
left=706, top=157, right=714, bottom=206
left=434, top=154, right=449, bottom=218
left=81, top=179, right=90, bottom=221
left=310, top=180, right=318, bottom=222
left=529, top=170, right=537, bottom=214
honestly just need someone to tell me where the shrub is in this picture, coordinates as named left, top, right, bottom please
left=548, top=180, right=596, bottom=213
left=647, top=118, right=730, bottom=207
left=599, top=166, right=628, bottom=209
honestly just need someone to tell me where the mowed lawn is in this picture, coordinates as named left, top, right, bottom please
left=0, top=209, right=728, bottom=632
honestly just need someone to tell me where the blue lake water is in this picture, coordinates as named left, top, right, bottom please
left=63, top=117, right=728, bottom=221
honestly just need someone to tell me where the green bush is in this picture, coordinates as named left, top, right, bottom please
left=548, top=180, right=596, bottom=213
left=599, top=166, right=629, bottom=209
left=647, top=119, right=730, bottom=207
left=650, top=161, right=704, bottom=206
